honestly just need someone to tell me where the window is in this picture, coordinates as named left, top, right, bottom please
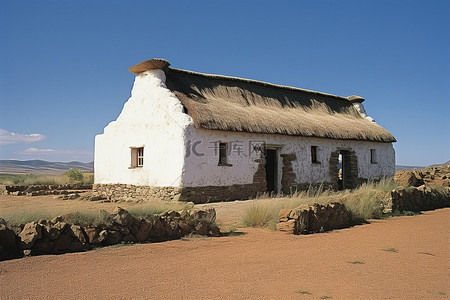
left=218, top=142, right=228, bottom=165
left=130, top=147, right=144, bottom=168
left=311, top=146, right=319, bottom=163
left=370, top=149, right=377, bottom=164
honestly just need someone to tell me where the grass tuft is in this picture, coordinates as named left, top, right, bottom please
left=296, top=289, right=312, bottom=295
left=348, top=260, right=365, bottom=264
left=382, top=247, right=399, bottom=253
left=241, top=178, right=398, bottom=229
left=241, top=202, right=278, bottom=228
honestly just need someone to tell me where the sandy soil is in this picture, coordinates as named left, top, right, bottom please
left=1, top=201, right=449, bottom=299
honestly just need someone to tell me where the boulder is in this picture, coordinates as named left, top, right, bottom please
left=105, top=230, right=122, bottom=245
left=0, top=220, right=22, bottom=261
left=43, top=223, right=61, bottom=240
left=111, top=207, right=135, bottom=227
left=276, top=220, right=296, bottom=233
left=32, top=241, right=55, bottom=254
left=84, top=227, right=102, bottom=244
left=278, top=209, right=292, bottom=222
left=54, top=234, right=72, bottom=251
left=19, top=222, right=42, bottom=249
left=133, top=219, right=152, bottom=242
left=98, top=230, right=108, bottom=243
left=191, top=208, right=216, bottom=224
left=68, top=225, right=87, bottom=244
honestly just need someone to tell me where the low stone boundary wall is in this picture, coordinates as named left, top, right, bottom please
left=1, top=184, right=93, bottom=196
left=0, top=207, right=220, bottom=261
left=391, top=185, right=450, bottom=212
left=93, top=184, right=182, bottom=202
left=276, top=202, right=350, bottom=234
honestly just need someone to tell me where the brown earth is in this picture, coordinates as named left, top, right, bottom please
left=0, top=194, right=449, bottom=299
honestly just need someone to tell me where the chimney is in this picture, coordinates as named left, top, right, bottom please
left=346, top=95, right=375, bottom=122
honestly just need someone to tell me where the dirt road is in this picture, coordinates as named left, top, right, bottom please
left=1, top=208, right=449, bottom=299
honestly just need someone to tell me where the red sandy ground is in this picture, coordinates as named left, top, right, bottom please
left=0, top=208, right=449, bottom=299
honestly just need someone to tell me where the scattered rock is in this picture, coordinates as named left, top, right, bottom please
left=0, top=220, right=22, bottom=261
left=54, top=234, right=71, bottom=251
left=112, top=207, right=135, bottom=227
left=68, top=225, right=87, bottom=244
left=19, top=222, right=42, bottom=249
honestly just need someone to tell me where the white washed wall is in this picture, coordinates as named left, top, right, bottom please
left=183, top=127, right=395, bottom=191
left=94, top=70, right=192, bottom=186
left=95, top=68, right=395, bottom=190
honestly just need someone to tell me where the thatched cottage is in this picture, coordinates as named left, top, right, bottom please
left=94, top=59, right=396, bottom=203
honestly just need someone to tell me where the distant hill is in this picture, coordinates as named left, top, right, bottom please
left=395, top=165, right=425, bottom=171
left=0, top=160, right=94, bottom=175
left=430, top=160, right=450, bottom=167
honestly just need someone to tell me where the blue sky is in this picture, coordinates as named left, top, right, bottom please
left=0, top=0, right=449, bottom=166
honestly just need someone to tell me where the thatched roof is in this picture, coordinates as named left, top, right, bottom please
left=129, top=59, right=396, bottom=142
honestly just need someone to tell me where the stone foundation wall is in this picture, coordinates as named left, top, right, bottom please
left=276, top=202, right=350, bottom=234
left=93, top=183, right=268, bottom=204
left=0, top=207, right=220, bottom=261
left=391, top=186, right=450, bottom=212
left=93, top=184, right=182, bottom=202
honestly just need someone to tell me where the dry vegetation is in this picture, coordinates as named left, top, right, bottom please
left=0, top=172, right=94, bottom=186
left=0, top=197, right=188, bottom=226
left=242, top=178, right=398, bottom=229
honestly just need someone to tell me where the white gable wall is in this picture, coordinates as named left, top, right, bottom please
left=94, top=69, right=192, bottom=186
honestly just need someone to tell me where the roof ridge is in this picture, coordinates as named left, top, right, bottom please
left=168, top=67, right=350, bottom=101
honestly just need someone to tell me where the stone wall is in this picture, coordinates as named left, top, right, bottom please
left=93, top=184, right=182, bottom=202
left=93, top=182, right=267, bottom=204
left=391, top=186, right=450, bottom=212
left=1, top=184, right=92, bottom=196
left=276, top=202, right=350, bottom=234
left=0, top=207, right=220, bottom=261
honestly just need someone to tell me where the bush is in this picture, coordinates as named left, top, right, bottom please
left=241, top=178, right=398, bottom=229
left=64, top=169, right=84, bottom=183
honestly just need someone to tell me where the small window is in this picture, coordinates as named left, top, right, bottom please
left=130, top=147, right=144, bottom=168
left=370, top=149, right=377, bottom=164
left=311, top=146, right=319, bottom=163
left=218, top=142, right=228, bottom=165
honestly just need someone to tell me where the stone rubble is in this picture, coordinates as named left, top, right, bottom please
left=0, top=207, right=220, bottom=261
left=276, top=202, right=350, bottom=234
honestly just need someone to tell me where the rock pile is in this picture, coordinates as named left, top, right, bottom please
left=391, top=186, right=450, bottom=212
left=1, top=184, right=93, bottom=196
left=394, top=165, right=450, bottom=188
left=0, top=207, right=220, bottom=261
left=276, top=202, right=350, bottom=234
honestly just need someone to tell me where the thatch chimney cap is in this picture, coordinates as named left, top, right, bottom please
left=129, top=59, right=171, bottom=74
left=346, top=95, right=365, bottom=103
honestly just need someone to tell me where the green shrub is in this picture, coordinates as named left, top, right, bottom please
left=64, top=169, right=84, bottom=183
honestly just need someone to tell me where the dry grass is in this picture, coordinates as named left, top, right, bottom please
left=241, top=178, right=397, bottom=229
left=168, top=68, right=396, bottom=142
left=0, top=198, right=187, bottom=226
left=0, top=173, right=94, bottom=186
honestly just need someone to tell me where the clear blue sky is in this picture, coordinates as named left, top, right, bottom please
left=0, top=0, right=449, bottom=166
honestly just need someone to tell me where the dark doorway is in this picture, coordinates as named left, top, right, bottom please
left=265, top=149, right=277, bottom=193
left=337, top=152, right=344, bottom=190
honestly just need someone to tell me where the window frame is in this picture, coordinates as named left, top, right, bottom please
left=218, top=142, right=232, bottom=166
left=311, top=146, right=320, bottom=164
left=130, top=146, right=144, bottom=168
left=370, top=149, right=377, bottom=164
